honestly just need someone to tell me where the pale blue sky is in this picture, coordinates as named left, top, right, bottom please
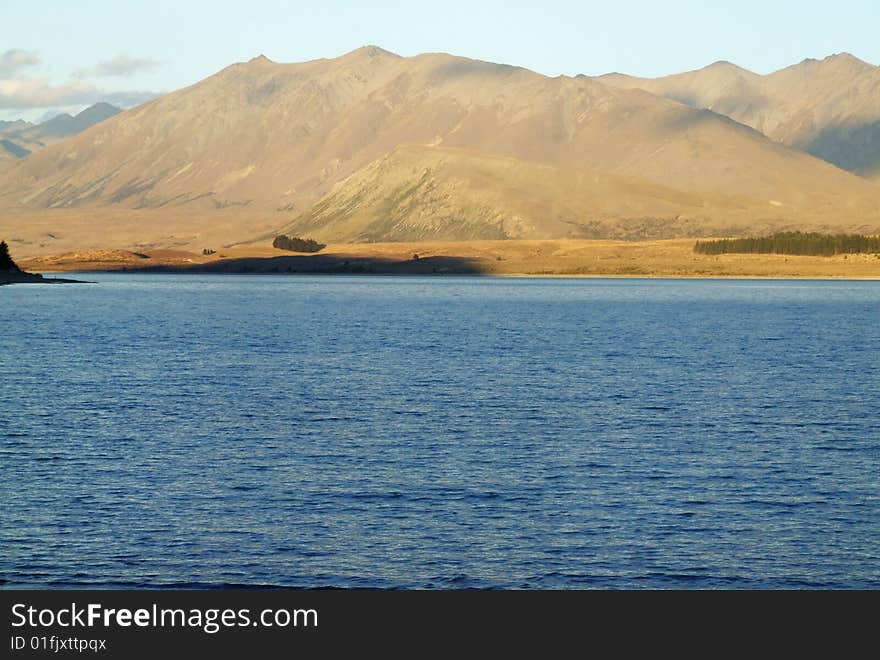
left=1, top=0, right=878, bottom=120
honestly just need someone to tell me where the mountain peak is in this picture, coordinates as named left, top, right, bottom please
left=75, top=103, right=121, bottom=123
left=825, top=52, right=867, bottom=63
left=42, top=112, right=74, bottom=125
left=823, top=52, right=874, bottom=70
left=247, top=54, right=274, bottom=64
left=702, top=60, right=753, bottom=76
left=794, top=52, right=873, bottom=73
left=79, top=102, right=119, bottom=115
left=343, top=45, right=400, bottom=60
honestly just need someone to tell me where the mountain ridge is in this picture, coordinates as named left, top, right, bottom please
left=0, top=103, right=122, bottom=163
left=0, top=47, right=878, bottom=249
left=596, top=52, right=880, bottom=178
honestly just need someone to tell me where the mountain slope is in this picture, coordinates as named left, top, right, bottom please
left=278, top=145, right=879, bottom=242
left=0, top=48, right=878, bottom=243
left=597, top=53, right=880, bottom=178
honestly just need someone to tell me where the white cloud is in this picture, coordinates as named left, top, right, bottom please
left=0, top=77, right=159, bottom=110
left=74, top=55, right=161, bottom=79
left=0, top=50, right=162, bottom=117
left=0, top=49, right=41, bottom=78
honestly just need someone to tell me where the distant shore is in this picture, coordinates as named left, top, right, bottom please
left=18, top=238, right=880, bottom=280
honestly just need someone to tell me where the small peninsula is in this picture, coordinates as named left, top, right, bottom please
left=0, top=240, right=85, bottom=286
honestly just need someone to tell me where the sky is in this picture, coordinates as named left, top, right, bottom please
left=2, top=0, right=878, bottom=121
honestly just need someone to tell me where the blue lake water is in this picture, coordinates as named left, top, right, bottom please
left=1, top=274, right=878, bottom=589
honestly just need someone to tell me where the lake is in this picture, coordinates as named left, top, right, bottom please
left=2, top=275, right=878, bottom=588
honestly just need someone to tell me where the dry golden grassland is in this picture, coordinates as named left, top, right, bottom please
left=20, top=237, right=880, bottom=279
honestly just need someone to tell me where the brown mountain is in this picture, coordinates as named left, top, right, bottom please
left=597, top=53, right=880, bottom=180
left=1, top=47, right=878, bottom=250
left=278, top=144, right=876, bottom=242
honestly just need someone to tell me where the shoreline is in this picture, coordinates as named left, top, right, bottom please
left=0, top=271, right=89, bottom=286
left=35, top=269, right=880, bottom=281
left=17, top=238, right=880, bottom=281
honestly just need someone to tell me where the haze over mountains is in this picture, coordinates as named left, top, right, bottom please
left=0, top=103, right=120, bottom=162
left=0, top=47, right=878, bottom=251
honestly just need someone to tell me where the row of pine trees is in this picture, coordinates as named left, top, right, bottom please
left=694, top=232, right=880, bottom=256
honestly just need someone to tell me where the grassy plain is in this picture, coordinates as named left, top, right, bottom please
left=20, top=237, right=880, bottom=279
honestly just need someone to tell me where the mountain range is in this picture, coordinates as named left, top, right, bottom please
left=0, top=103, right=121, bottom=162
left=0, top=47, right=877, bottom=252
left=596, top=53, right=880, bottom=181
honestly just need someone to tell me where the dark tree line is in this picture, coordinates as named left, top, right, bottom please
left=0, top=240, right=20, bottom=271
left=272, top=235, right=326, bottom=253
left=695, top=232, right=880, bottom=257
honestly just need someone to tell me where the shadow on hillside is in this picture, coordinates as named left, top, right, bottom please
left=656, top=107, right=766, bottom=139
left=804, top=120, right=880, bottom=177
left=142, top=254, right=491, bottom=276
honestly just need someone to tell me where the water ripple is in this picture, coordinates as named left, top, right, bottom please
left=1, top=275, right=878, bottom=589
